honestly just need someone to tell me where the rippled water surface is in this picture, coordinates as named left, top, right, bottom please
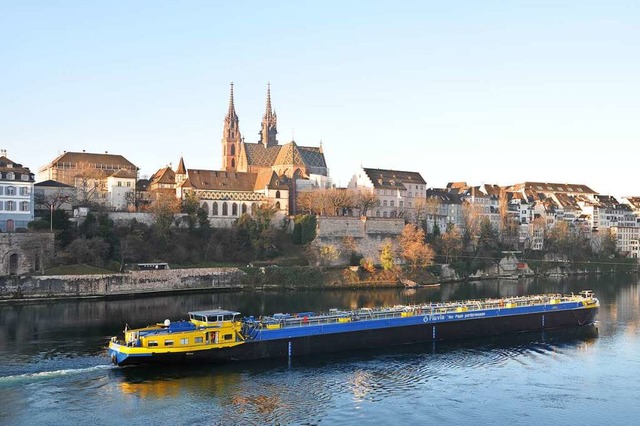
left=1, top=275, right=639, bottom=425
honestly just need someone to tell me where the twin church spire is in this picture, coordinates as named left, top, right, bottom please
left=222, top=82, right=278, bottom=172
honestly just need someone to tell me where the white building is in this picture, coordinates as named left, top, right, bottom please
left=0, top=152, right=34, bottom=232
left=348, top=167, right=426, bottom=222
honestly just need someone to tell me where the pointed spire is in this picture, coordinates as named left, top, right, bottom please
left=264, top=82, right=272, bottom=118
left=176, top=156, right=186, bottom=174
left=227, top=82, right=237, bottom=120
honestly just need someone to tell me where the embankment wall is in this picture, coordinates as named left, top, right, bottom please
left=0, top=267, right=246, bottom=301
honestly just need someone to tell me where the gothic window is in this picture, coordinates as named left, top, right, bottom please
left=222, top=202, right=228, bottom=216
left=231, top=144, right=235, bottom=156
left=275, top=190, right=280, bottom=199
left=232, top=203, right=238, bottom=216
left=242, top=204, right=247, bottom=214
left=231, top=159, right=235, bottom=168
left=275, top=201, right=281, bottom=210
left=202, top=202, right=210, bottom=216
left=251, top=203, right=257, bottom=214
left=212, top=202, right=219, bottom=216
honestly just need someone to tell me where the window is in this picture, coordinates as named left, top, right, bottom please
left=399, top=201, right=403, bottom=208
left=164, top=340, right=174, bottom=346
left=376, top=211, right=380, bottom=217
left=127, top=182, right=131, bottom=187
left=180, top=338, right=189, bottom=345
left=117, top=181, right=122, bottom=187
left=212, top=202, right=218, bottom=215
left=148, top=340, right=158, bottom=347
left=383, top=211, right=388, bottom=218
left=408, top=192, right=412, bottom=198
left=195, top=337, right=204, bottom=343
left=20, top=187, right=28, bottom=196
left=6, top=172, right=14, bottom=180
left=223, top=334, right=233, bottom=341
left=0, top=187, right=3, bottom=195
left=383, top=200, right=387, bottom=207
left=222, top=202, right=228, bottom=216
left=6, top=201, right=15, bottom=211
left=232, top=203, right=238, bottom=216
left=22, top=174, right=29, bottom=181
left=20, top=201, right=29, bottom=211
left=6, top=186, right=15, bottom=196
left=241, top=204, right=247, bottom=214
left=275, top=190, right=280, bottom=198
left=390, top=200, right=395, bottom=207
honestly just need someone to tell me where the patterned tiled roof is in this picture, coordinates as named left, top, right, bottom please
left=243, top=143, right=282, bottom=167
left=363, top=168, right=426, bottom=190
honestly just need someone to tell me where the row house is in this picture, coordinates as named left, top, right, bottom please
left=348, top=167, right=426, bottom=222
left=0, top=153, right=34, bottom=232
left=425, top=188, right=463, bottom=231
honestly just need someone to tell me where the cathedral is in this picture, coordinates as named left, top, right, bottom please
left=146, top=83, right=328, bottom=225
left=221, top=83, right=328, bottom=179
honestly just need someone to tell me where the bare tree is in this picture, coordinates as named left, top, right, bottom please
left=441, top=225, right=463, bottom=263
left=423, top=197, right=441, bottom=232
left=72, top=162, right=104, bottom=205
left=354, top=191, right=379, bottom=217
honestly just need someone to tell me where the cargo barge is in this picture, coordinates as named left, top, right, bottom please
left=108, top=291, right=598, bottom=366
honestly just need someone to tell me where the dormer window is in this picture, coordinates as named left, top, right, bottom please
left=21, top=174, right=29, bottom=181
left=6, top=172, right=14, bottom=180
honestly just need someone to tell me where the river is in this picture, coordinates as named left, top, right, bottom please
left=0, top=274, right=639, bottom=425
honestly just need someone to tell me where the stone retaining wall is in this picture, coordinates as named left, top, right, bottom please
left=0, top=267, right=246, bottom=301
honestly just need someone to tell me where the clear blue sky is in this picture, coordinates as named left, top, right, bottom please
left=2, top=1, right=639, bottom=197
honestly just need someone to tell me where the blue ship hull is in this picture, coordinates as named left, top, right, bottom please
left=114, top=301, right=598, bottom=366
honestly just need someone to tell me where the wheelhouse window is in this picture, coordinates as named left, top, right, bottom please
left=180, top=338, right=189, bottom=345
left=148, top=340, right=159, bottom=347
left=164, top=340, right=174, bottom=346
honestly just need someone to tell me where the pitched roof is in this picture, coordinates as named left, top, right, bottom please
left=34, top=179, right=73, bottom=188
left=509, top=182, right=596, bottom=194
left=109, top=169, right=137, bottom=179
left=243, top=143, right=282, bottom=167
left=44, top=151, right=138, bottom=170
left=150, top=167, right=175, bottom=185
left=362, top=168, right=426, bottom=190
left=0, top=155, right=34, bottom=181
left=183, top=170, right=258, bottom=192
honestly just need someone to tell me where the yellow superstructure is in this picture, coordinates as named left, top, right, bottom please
left=108, top=309, right=246, bottom=362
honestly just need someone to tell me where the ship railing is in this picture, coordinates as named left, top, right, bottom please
left=242, top=293, right=595, bottom=333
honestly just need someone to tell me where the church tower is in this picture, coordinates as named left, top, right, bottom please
left=259, top=83, right=278, bottom=147
left=222, top=82, right=241, bottom=171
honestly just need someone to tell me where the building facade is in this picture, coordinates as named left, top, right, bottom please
left=0, top=153, right=34, bottom=232
left=38, top=151, right=138, bottom=209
